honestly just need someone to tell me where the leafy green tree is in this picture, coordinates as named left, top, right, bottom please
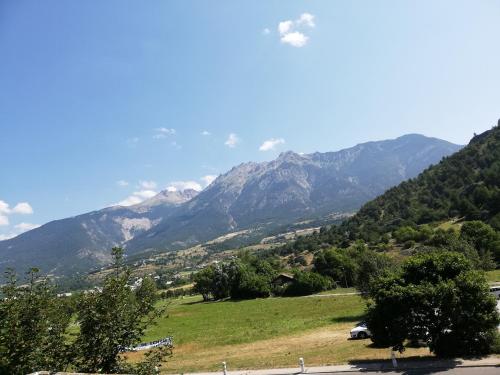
left=313, top=248, right=358, bottom=287
left=227, top=261, right=271, bottom=299
left=73, top=247, right=165, bottom=373
left=193, top=265, right=216, bottom=301
left=284, top=271, right=332, bottom=296
left=0, top=268, right=73, bottom=374
left=460, top=220, right=500, bottom=264
left=367, top=252, right=499, bottom=356
left=353, top=250, right=395, bottom=294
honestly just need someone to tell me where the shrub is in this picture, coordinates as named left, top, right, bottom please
left=284, top=271, right=332, bottom=296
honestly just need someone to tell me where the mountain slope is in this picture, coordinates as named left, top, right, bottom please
left=343, top=124, right=500, bottom=240
left=126, top=134, right=462, bottom=252
left=0, top=190, right=197, bottom=274
left=284, top=121, right=500, bottom=256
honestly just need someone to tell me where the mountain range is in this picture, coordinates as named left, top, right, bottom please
left=0, top=134, right=462, bottom=275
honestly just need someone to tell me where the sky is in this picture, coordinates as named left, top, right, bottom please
left=1, top=0, right=500, bottom=240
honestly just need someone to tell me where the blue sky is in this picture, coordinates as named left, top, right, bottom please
left=1, top=0, right=500, bottom=239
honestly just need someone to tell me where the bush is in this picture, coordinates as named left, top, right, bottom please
left=284, top=271, right=332, bottom=296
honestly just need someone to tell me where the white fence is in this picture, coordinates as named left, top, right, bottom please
left=129, top=336, right=173, bottom=351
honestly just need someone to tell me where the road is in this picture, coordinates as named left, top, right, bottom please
left=315, top=367, right=499, bottom=375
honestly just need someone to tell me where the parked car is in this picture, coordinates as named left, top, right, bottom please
left=350, top=322, right=371, bottom=339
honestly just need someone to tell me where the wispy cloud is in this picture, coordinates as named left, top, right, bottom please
left=259, top=138, right=285, bottom=151
left=139, top=180, right=157, bottom=190
left=153, top=127, right=176, bottom=139
left=201, top=175, right=218, bottom=187
left=276, top=13, right=315, bottom=47
left=15, top=222, right=40, bottom=232
left=201, top=130, right=211, bottom=136
left=117, top=189, right=157, bottom=206
left=167, top=180, right=202, bottom=192
left=170, top=141, right=182, bottom=149
left=126, top=137, right=140, bottom=147
left=116, top=180, right=129, bottom=187
left=11, top=202, right=33, bottom=214
left=0, top=215, right=8, bottom=227
left=225, top=133, right=240, bottom=148
left=0, top=199, right=36, bottom=238
left=262, top=28, right=271, bottom=35
left=0, top=200, right=34, bottom=216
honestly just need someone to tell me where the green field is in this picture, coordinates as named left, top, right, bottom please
left=127, top=293, right=431, bottom=373
left=486, top=269, right=500, bottom=283
left=142, top=293, right=364, bottom=345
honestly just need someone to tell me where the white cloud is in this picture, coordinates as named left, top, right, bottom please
left=134, top=190, right=157, bottom=199
left=167, top=181, right=202, bottom=192
left=278, top=13, right=315, bottom=47
left=278, top=20, right=293, bottom=35
left=12, top=202, right=34, bottom=215
left=281, top=32, right=308, bottom=47
left=118, top=195, right=143, bottom=207
left=0, top=200, right=9, bottom=215
left=153, top=128, right=176, bottom=139
left=225, top=133, right=240, bottom=148
left=298, top=13, right=315, bottom=28
left=262, top=28, right=271, bottom=35
left=0, top=199, right=36, bottom=239
left=156, top=127, right=176, bottom=135
left=0, top=200, right=34, bottom=215
left=117, top=189, right=158, bottom=207
left=201, top=175, right=217, bottom=187
left=201, top=130, right=211, bottom=136
left=117, top=180, right=129, bottom=187
left=259, top=138, right=285, bottom=151
left=0, top=215, right=8, bottom=226
left=139, top=180, right=157, bottom=190
left=15, top=222, right=40, bottom=232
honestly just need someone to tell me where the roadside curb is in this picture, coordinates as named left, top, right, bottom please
left=182, top=359, right=500, bottom=375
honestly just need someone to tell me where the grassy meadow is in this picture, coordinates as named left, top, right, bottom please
left=486, top=269, right=500, bottom=283
left=126, top=292, right=431, bottom=373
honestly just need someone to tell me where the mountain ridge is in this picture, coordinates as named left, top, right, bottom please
left=0, top=133, right=462, bottom=275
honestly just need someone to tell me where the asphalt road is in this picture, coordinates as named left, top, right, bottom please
left=316, top=368, right=499, bottom=375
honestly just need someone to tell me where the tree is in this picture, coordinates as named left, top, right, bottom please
left=354, top=250, right=395, bottom=294
left=193, top=265, right=216, bottom=301
left=460, top=220, right=500, bottom=265
left=284, top=271, right=332, bottom=296
left=367, top=252, right=499, bottom=356
left=313, top=248, right=357, bottom=287
left=73, top=247, right=167, bottom=373
left=0, top=268, right=73, bottom=375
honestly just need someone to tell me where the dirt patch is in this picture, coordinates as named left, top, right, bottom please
left=126, top=324, right=430, bottom=373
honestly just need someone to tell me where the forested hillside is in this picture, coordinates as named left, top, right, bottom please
left=283, top=122, right=500, bottom=265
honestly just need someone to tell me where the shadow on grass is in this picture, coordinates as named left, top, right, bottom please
left=182, top=299, right=215, bottom=306
left=331, top=313, right=365, bottom=324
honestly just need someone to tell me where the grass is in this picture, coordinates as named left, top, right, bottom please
left=142, top=294, right=364, bottom=345
left=486, top=269, right=500, bottom=283
left=126, top=294, right=431, bottom=373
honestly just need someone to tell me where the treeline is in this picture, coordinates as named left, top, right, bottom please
left=0, top=248, right=170, bottom=375
left=193, top=252, right=335, bottom=300
left=193, top=243, right=396, bottom=300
